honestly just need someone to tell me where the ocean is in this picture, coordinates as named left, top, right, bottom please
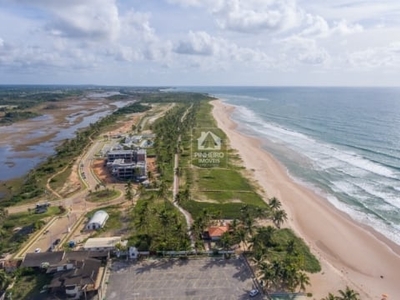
left=179, top=86, right=400, bottom=246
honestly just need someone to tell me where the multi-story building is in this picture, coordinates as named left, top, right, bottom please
left=106, top=149, right=147, bottom=181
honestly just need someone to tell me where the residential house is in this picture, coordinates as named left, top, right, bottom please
left=205, top=224, right=230, bottom=241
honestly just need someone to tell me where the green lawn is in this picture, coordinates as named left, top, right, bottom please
left=199, top=190, right=265, bottom=206
left=4, top=206, right=62, bottom=229
left=196, top=168, right=253, bottom=191
left=85, top=205, right=122, bottom=233
left=86, top=188, right=120, bottom=202
left=48, top=165, right=74, bottom=194
left=270, top=228, right=321, bottom=273
left=181, top=200, right=266, bottom=219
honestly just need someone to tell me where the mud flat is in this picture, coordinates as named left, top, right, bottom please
left=0, top=96, right=125, bottom=181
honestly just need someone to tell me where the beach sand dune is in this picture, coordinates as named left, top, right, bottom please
left=211, top=100, right=400, bottom=299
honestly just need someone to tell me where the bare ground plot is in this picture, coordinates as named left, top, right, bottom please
left=106, top=258, right=261, bottom=300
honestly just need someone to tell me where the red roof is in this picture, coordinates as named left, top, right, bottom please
left=208, top=225, right=229, bottom=238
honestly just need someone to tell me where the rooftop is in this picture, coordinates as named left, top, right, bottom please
left=83, top=237, right=125, bottom=249
left=208, top=224, right=230, bottom=238
left=21, top=252, right=65, bottom=268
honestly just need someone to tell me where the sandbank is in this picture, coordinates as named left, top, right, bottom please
left=211, top=99, right=400, bottom=299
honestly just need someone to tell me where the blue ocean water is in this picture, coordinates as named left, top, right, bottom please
left=180, top=86, right=400, bottom=245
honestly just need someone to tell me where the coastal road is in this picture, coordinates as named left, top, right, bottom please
left=173, top=152, right=194, bottom=248
left=171, top=105, right=195, bottom=248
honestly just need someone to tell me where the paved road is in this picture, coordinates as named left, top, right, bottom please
left=11, top=137, right=129, bottom=256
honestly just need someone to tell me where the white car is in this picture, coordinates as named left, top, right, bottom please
left=249, top=289, right=259, bottom=297
left=34, top=248, right=41, bottom=253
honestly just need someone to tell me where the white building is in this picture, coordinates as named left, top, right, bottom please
left=83, top=237, right=126, bottom=251
left=85, top=210, right=109, bottom=231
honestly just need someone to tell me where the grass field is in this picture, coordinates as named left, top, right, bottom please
left=85, top=188, right=120, bottom=202
left=179, top=101, right=268, bottom=219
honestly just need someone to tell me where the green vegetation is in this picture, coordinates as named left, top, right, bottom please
left=177, top=100, right=268, bottom=219
left=137, top=91, right=214, bottom=104
left=48, top=166, right=74, bottom=194
left=86, top=188, right=120, bottom=202
left=197, top=168, right=253, bottom=191
left=85, top=205, right=122, bottom=234
left=262, top=228, right=321, bottom=273
left=322, top=287, right=361, bottom=300
left=0, top=206, right=63, bottom=253
left=0, top=89, right=327, bottom=296
left=0, top=86, right=78, bottom=110
left=6, top=267, right=50, bottom=300
left=129, top=192, right=190, bottom=252
left=181, top=200, right=261, bottom=219
left=0, top=111, right=40, bottom=124
left=1, top=100, right=150, bottom=206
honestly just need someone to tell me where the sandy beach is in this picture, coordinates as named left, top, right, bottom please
left=211, top=100, right=400, bottom=299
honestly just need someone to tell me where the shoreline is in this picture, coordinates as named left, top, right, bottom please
left=211, top=99, right=400, bottom=299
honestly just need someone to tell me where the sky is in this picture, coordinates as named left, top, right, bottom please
left=0, top=0, right=400, bottom=86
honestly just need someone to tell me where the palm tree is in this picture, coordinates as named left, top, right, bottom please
left=157, top=208, right=170, bottom=242
left=337, top=286, right=360, bottom=300
left=258, top=261, right=274, bottom=290
left=125, top=180, right=134, bottom=205
left=182, top=185, right=191, bottom=201
left=235, top=227, right=248, bottom=249
left=268, top=197, right=282, bottom=211
left=0, top=208, right=8, bottom=222
left=286, top=239, right=297, bottom=256
left=138, top=183, right=146, bottom=196
left=243, top=215, right=256, bottom=237
left=220, top=232, right=233, bottom=251
left=321, top=293, right=336, bottom=300
left=296, top=271, right=310, bottom=292
left=0, top=269, right=11, bottom=291
left=157, top=181, right=168, bottom=201
left=272, top=209, right=288, bottom=228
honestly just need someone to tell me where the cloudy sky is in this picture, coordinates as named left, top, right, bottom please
left=1, top=0, right=400, bottom=86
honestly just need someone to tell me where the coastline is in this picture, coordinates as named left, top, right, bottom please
left=211, top=99, right=400, bottom=299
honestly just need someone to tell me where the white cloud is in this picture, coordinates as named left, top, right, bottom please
left=167, top=0, right=204, bottom=7
left=347, top=42, right=400, bottom=69
left=301, top=15, right=363, bottom=38
left=10, top=0, right=121, bottom=41
left=174, top=31, right=216, bottom=55
left=279, top=36, right=331, bottom=66
left=0, top=0, right=399, bottom=85
left=174, top=31, right=272, bottom=64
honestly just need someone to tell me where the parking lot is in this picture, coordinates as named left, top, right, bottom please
left=106, top=257, right=262, bottom=300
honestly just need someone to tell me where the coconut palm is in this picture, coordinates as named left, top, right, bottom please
left=337, top=286, right=360, bottom=300
left=0, top=269, right=11, bottom=291
left=296, top=271, right=310, bottom=292
left=268, top=197, right=282, bottom=211
left=272, top=209, right=288, bottom=228
left=0, top=208, right=8, bottom=222
left=220, top=232, right=233, bottom=251
left=125, top=180, right=134, bottom=205
left=255, top=225, right=276, bottom=248
left=321, top=294, right=336, bottom=300
left=258, top=261, right=275, bottom=290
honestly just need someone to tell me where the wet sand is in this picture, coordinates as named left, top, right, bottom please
left=212, top=99, right=400, bottom=299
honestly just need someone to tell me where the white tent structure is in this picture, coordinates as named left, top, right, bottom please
left=85, top=210, right=109, bottom=230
